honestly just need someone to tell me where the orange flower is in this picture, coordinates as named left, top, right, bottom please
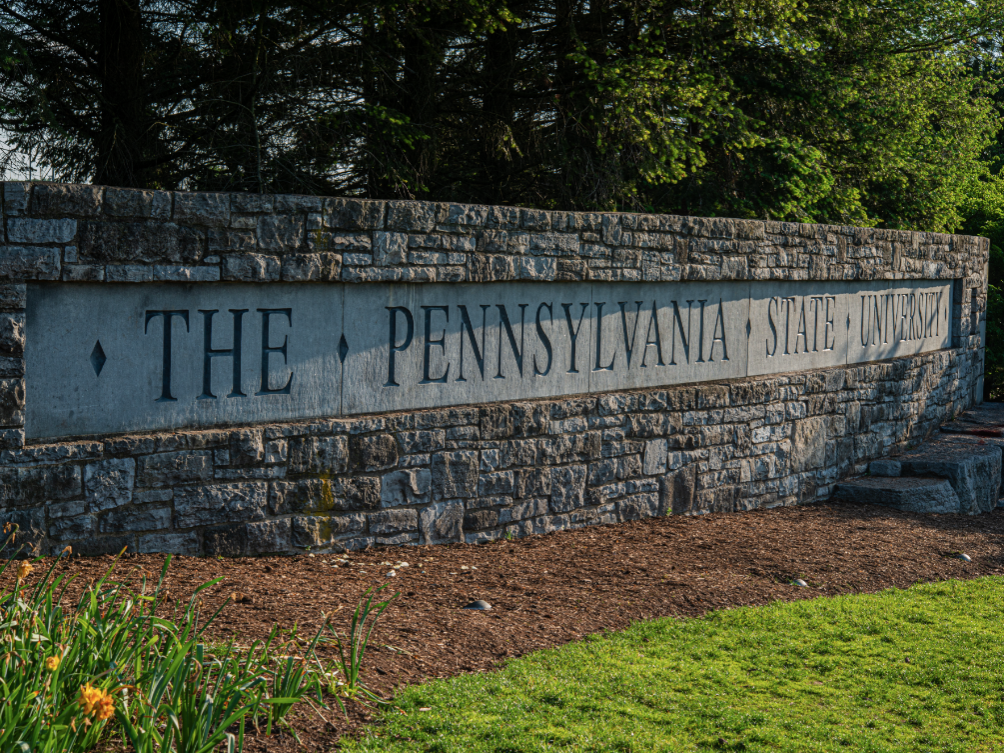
left=45, top=655, right=60, bottom=672
left=16, top=562, right=32, bottom=583
left=78, top=683, right=114, bottom=721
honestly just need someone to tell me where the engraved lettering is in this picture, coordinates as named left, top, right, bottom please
left=824, top=296, right=835, bottom=350
left=144, top=310, right=189, bottom=402
left=671, top=300, right=694, bottom=365
left=593, top=302, right=616, bottom=371
left=709, top=299, right=729, bottom=362
left=496, top=304, right=528, bottom=378
left=618, top=301, right=644, bottom=368
left=256, top=308, right=293, bottom=395
left=640, top=301, right=665, bottom=367
left=562, top=303, right=589, bottom=374
left=534, top=303, right=553, bottom=377
left=385, top=306, right=414, bottom=387
left=456, top=304, right=488, bottom=382
left=766, top=297, right=778, bottom=357
left=198, top=309, right=247, bottom=400
left=421, top=305, right=450, bottom=384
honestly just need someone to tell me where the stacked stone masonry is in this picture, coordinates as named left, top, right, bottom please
left=0, top=182, right=988, bottom=556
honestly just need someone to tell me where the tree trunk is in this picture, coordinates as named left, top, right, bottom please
left=95, top=0, right=145, bottom=187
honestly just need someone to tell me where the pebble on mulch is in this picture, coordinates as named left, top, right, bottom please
left=24, top=502, right=1004, bottom=752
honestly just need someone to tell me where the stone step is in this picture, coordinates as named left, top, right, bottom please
left=836, top=431, right=1002, bottom=515
left=834, top=476, right=961, bottom=514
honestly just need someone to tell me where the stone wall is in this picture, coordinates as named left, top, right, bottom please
left=0, top=182, right=988, bottom=556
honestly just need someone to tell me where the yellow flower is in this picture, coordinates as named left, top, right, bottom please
left=45, top=655, right=60, bottom=672
left=78, top=683, right=114, bottom=721
left=16, top=562, right=32, bottom=583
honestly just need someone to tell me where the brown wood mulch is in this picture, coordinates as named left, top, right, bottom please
left=20, top=501, right=1004, bottom=752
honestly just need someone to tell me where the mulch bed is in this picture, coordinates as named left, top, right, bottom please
left=22, top=501, right=1004, bottom=751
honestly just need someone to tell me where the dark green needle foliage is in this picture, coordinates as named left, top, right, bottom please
left=1, top=0, right=1002, bottom=232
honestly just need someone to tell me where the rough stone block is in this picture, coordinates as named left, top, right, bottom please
left=419, top=501, right=463, bottom=544
left=174, top=482, right=268, bottom=528
left=258, top=215, right=303, bottom=250
left=84, top=458, right=135, bottom=511
left=0, top=507, right=45, bottom=554
left=173, top=192, right=230, bottom=226
left=0, top=247, right=60, bottom=280
left=380, top=468, right=431, bottom=507
left=374, top=232, right=408, bottom=266
left=288, top=436, right=348, bottom=474
left=292, top=514, right=366, bottom=547
left=281, top=253, right=340, bottom=281
left=550, top=465, right=586, bottom=512
left=222, top=253, right=281, bottom=281
left=432, top=451, right=479, bottom=499
left=104, top=188, right=172, bottom=219
left=138, top=451, right=212, bottom=488
left=31, top=184, right=102, bottom=217
left=78, top=220, right=203, bottom=264
left=7, top=218, right=76, bottom=244
left=99, top=506, right=171, bottom=533
left=896, top=441, right=1002, bottom=514
left=138, top=532, right=199, bottom=555
left=835, top=476, right=961, bottom=513
left=369, top=509, right=418, bottom=535
left=0, top=313, right=24, bottom=357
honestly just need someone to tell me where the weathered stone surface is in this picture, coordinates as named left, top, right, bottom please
left=790, top=417, right=827, bottom=472
left=896, top=441, right=1002, bottom=514
left=174, top=482, right=268, bottom=528
left=0, top=313, right=24, bottom=357
left=288, top=436, right=348, bottom=474
left=84, top=458, right=135, bottom=511
left=173, top=192, right=229, bottom=226
left=222, top=253, right=280, bottom=281
left=104, top=188, right=172, bottom=219
left=835, top=476, right=961, bottom=513
left=138, top=451, right=213, bottom=488
left=138, top=532, right=199, bottom=555
left=419, top=501, right=463, bottom=543
left=258, top=215, right=303, bottom=250
left=78, top=221, right=203, bottom=264
left=292, top=514, right=366, bottom=547
left=432, top=451, right=479, bottom=499
left=370, top=508, right=418, bottom=535
left=550, top=465, right=587, bottom=512
left=7, top=218, right=76, bottom=244
left=99, top=506, right=171, bottom=533
left=352, top=434, right=398, bottom=471
left=31, top=184, right=102, bottom=217
left=381, top=468, right=431, bottom=507
left=0, top=247, right=59, bottom=279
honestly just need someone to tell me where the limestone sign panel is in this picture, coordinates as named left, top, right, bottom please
left=25, top=279, right=951, bottom=440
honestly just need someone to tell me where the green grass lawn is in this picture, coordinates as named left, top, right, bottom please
left=345, top=578, right=1004, bottom=752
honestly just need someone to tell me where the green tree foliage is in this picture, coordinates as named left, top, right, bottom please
left=1, top=0, right=1002, bottom=232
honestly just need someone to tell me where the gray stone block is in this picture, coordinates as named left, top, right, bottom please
left=374, top=232, right=408, bottom=265
left=432, top=451, right=479, bottom=499
left=0, top=313, right=24, bottom=357
left=834, top=476, right=961, bottom=513
left=78, top=221, right=203, bottom=264
left=174, top=482, right=268, bottom=528
left=104, top=188, right=172, bottom=219
left=0, top=507, right=45, bottom=554
left=153, top=265, right=220, bottom=282
left=550, top=465, right=586, bottom=512
left=0, top=464, right=80, bottom=506
left=7, top=218, right=76, bottom=244
left=31, top=184, right=102, bottom=217
left=288, top=436, right=348, bottom=474
left=380, top=468, right=431, bottom=507
left=0, top=247, right=60, bottom=280
left=138, top=532, right=199, bottom=555
left=369, top=508, right=418, bottom=535
left=258, top=215, right=303, bottom=250
left=351, top=433, right=398, bottom=471
left=419, top=501, right=463, bottom=543
left=292, top=514, right=366, bottom=547
left=869, top=459, right=901, bottom=477
left=896, top=442, right=1002, bottom=514
left=138, top=451, right=213, bottom=488
left=281, top=253, right=340, bottom=281
left=84, top=458, right=135, bottom=511
left=99, top=506, right=171, bottom=533
left=222, top=253, right=281, bottom=281
left=173, top=192, right=229, bottom=226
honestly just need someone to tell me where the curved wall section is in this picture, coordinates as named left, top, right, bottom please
left=0, top=182, right=988, bottom=556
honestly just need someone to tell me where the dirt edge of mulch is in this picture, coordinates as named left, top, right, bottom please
left=19, top=500, right=1004, bottom=752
